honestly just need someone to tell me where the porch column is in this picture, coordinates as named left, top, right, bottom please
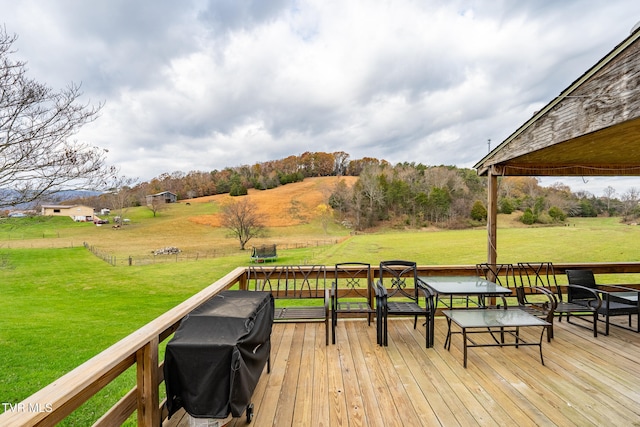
left=487, top=169, right=498, bottom=264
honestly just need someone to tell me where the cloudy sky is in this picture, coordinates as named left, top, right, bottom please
left=3, top=0, right=640, bottom=195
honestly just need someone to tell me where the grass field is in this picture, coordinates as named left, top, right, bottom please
left=1, top=178, right=640, bottom=425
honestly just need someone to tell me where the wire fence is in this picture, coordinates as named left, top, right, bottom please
left=83, top=239, right=342, bottom=267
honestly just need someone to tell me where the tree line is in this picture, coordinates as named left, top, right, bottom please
left=72, top=151, right=640, bottom=232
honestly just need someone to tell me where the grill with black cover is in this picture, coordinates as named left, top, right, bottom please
left=164, top=290, right=274, bottom=421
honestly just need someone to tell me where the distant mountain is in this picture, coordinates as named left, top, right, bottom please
left=1, top=189, right=102, bottom=210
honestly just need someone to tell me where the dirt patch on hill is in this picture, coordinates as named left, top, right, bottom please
left=189, top=176, right=358, bottom=227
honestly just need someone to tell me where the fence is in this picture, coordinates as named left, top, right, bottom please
left=83, top=239, right=342, bottom=266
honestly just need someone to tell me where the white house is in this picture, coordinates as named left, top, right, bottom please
left=41, top=204, right=94, bottom=222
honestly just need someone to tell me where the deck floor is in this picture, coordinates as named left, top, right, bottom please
left=165, top=315, right=640, bottom=427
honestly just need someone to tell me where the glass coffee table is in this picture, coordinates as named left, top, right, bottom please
left=418, top=276, right=513, bottom=348
left=443, top=309, right=551, bottom=368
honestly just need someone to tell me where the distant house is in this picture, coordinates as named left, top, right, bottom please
left=41, top=204, right=94, bottom=222
left=146, top=191, right=178, bottom=205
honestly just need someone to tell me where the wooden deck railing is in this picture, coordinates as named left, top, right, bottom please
left=2, top=262, right=640, bottom=426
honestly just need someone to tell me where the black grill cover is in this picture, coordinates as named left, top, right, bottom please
left=164, top=290, right=274, bottom=419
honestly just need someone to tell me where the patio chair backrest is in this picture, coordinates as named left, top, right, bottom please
left=333, top=262, right=373, bottom=300
left=516, top=262, right=560, bottom=306
left=566, top=269, right=598, bottom=301
left=378, top=260, right=419, bottom=301
left=517, top=262, right=557, bottom=288
left=475, top=263, right=516, bottom=288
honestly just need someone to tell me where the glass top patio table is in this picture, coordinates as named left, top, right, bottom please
left=418, top=276, right=512, bottom=296
left=418, top=276, right=515, bottom=347
left=442, top=309, right=551, bottom=368
left=608, top=291, right=638, bottom=303
left=442, top=308, right=550, bottom=328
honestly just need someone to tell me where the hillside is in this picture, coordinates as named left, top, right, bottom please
left=0, top=176, right=544, bottom=260
left=188, top=176, right=358, bottom=227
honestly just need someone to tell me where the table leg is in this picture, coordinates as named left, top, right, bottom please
left=445, top=317, right=452, bottom=350
left=431, top=313, right=436, bottom=347
left=538, top=327, right=546, bottom=366
left=463, top=327, right=468, bottom=368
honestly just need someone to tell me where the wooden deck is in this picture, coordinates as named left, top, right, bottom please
left=165, top=315, right=640, bottom=427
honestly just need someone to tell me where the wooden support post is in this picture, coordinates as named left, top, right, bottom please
left=487, top=170, right=498, bottom=265
left=136, top=337, right=160, bottom=427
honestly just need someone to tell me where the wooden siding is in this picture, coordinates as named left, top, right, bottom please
left=166, top=315, right=640, bottom=427
left=475, top=29, right=640, bottom=177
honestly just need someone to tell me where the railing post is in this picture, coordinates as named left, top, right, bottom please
left=136, top=337, right=160, bottom=426
left=239, top=267, right=248, bottom=290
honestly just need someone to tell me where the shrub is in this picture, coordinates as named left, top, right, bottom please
left=470, top=200, right=487, bottom=221
left=499, top=198, right=515, bottom=214
left=548, top=206, right=566, bottom=222
left=521, top=208, right=535, bottom=225
left=230, top=182, right=248, bottom=196
left=536, top=212, right=553, bottom=224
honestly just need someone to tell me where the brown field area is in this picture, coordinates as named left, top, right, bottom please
left=188, top=176, right=358, bottom=227
left=0, top=177, right=358, bottom=257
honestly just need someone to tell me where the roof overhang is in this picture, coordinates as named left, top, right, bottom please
left=475, top=27, right=640, bottom=178
left=485, top=116, right=640, bottom=177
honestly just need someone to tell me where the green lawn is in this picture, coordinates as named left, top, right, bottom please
left=1, top=215, right=640, bottom=424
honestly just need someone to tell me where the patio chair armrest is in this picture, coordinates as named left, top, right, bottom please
left=374, top=280, right=387, bottom=304
left=416, top=279, right=435, bottom=310
left=568, top=284, right=602, bottom=310
left=330, top=281, right=337, bottom=307
left=534, top=286, right=558, bottom=311
left=325, top=288, right=330, bottom=317
left=416, top=278, right=432, bottom=297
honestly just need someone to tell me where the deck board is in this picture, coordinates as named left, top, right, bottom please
left=342, top=321, right=372, bottom=427
left=167, top=315, right=640, bottom=427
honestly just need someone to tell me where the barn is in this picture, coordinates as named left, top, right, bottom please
left=145, top=191, right=178, bottom=205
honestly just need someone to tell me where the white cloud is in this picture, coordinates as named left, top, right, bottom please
left=1, top=0, right=640, bottom=194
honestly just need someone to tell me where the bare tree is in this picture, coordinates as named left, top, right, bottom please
left=0, top=28, right=110, bottom=207
left=147, top=196, right=168, bottom=217
left=220, top=198, right=265, bottom=250
left=603, top=185, right=616, bottom=212
left=107, top=174, right=139, bottom=223
left=316, top=203, right=333, bottom=234
left=621, top=187, right=640, bottom=217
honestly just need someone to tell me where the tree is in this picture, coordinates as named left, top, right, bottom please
left=426, top=187, right=451, bottom=223
left=107, top=174, right=139, bottom=222
left=220, top=198, right=264, bottom=250
left=0, top=29, right=110, bottom=207
left=316, top=203, right=333, bottom=234
left=521, top=208, right=535, bottom=225
left=229, top=174, right=248, bottom=196
left=499, top=197, right=515, bottom=214
left=147, top=194, right=168, bottom=217
left=621, top=187, right=640, bottom=218
left=470, top=200, right=487, bottom=222
left=548, top=206, right=566, bottom=222
left=603, top=186, right=616, bottom=212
